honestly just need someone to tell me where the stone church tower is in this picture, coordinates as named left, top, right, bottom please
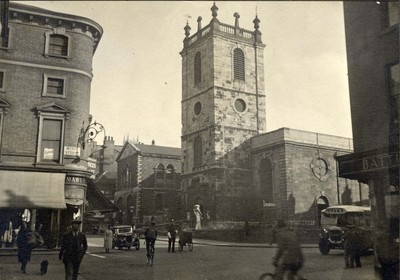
left=180, top=3, right=266, bottom=221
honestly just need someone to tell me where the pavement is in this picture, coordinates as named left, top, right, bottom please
left=0, top=235, right=382, bottom=280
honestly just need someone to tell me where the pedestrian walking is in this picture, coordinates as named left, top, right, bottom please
left=343, top=225, right=362, bottom=268
left=59, top=220, right=87, bottom=280
left=16, top=222, right=32, bottom=274
left=167, top=219, right=178, bottom=253
left=104, top=225, right=113, bottom=253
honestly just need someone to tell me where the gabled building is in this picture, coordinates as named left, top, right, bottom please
left=114, top=140, right=182, bottom=225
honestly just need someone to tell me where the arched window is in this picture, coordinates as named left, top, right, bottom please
left=233, top=48, right=245, bottom=81
left=259, top=158, right=273, bottom=203
left=155, top=164, right=165, bottom=180
left=193, top=136, right=202, bottom=167
left=166, top=164, right=174, bottom=180
left=194, top=52, right=201, bottom=85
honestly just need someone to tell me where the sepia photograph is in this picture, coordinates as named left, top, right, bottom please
left=0, top=1, right=398, bottom=279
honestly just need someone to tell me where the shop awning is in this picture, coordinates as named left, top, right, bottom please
left=0, top=170, right=67, bottom=209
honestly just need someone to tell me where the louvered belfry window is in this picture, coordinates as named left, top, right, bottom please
left=194, top=52, right=201, bottom=85
left=234, top=48, right=245, bottom=81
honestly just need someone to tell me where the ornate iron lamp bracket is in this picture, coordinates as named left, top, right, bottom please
left=78, top=120, right=105, bottom=150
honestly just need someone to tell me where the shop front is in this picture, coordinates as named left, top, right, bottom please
left=0, top=169, right=92, bottom=248
left=0, top=170, right=66, bottom=248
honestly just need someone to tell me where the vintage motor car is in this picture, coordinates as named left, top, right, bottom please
left=319, top=205, right=373, bottom=255
left=112, top=225, right=140, bottom=250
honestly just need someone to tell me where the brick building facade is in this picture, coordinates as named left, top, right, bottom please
left=114, top=141, right=182, bottom=225
left=0, top=2, right=102, bottom=245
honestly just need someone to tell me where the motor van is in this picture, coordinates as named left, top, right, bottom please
left=319, top=205, right=373, bottom=255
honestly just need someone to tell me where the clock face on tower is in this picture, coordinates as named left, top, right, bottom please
left=310, top=156, right=330, bottom=181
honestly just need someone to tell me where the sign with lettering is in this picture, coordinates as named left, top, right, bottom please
left=43, top=148, right=54, bottom=159
left=338, top=151, right=399, bottom=177
left=324, top=208, right=345, bottom=214
left=64, top=146, right=80, bottom=156
left=65, top=176, right=87, bottom=185
left=87, top=157, right=97, bottom=179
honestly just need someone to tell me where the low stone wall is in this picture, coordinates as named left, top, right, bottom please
left=191, top=226, right=320, bottom=244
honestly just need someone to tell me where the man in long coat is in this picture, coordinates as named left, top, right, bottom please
left=59, top=220, right=87, bottom=280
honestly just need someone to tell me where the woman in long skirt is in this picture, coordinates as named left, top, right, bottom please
left=104, top=225, right=113, bottom=253
left=17, top=222, right=32, bottom=274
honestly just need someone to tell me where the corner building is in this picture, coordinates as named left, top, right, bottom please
left=337, top=2, right=399, bottom=273
left=181, top=4, right=266, bottom=220
left=0, top=2, right=102, bottom=246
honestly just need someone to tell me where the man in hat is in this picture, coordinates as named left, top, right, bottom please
left=272, top=219, right=305, bottom=280
left=59, top=220, right=87, bottom=280
left=167, top=219, right=178, bottom=253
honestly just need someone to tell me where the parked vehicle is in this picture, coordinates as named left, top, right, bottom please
left=111, top=225, right=140, bottom=250
left=319, top=205, right=373, bottom=255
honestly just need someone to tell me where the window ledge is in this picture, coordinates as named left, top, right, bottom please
left=0, top=46, right=11, bottom=53
left=42, top=93, right=66, bottom=99
left=43, top=53, right=71, bottom=60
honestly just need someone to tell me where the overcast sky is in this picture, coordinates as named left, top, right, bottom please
left=19, top=1, right=352, bottom=147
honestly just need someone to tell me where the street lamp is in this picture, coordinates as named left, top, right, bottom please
left=78, top=117, right=106, bottom=150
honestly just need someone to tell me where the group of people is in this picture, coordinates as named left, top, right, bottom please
left=15, top=216, right=398, bottom=280
left=15, top=219, right=86, bottom=280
